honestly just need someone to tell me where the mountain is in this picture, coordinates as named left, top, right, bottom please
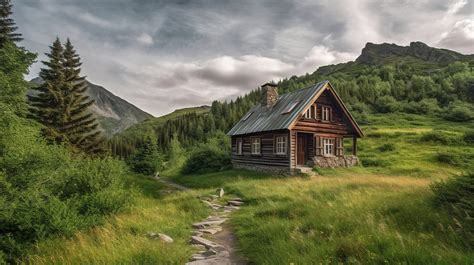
left=30, top=78, right=152, bottom=137
left=315, top=41, right=474, bottom=76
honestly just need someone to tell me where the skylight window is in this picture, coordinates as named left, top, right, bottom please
left=281, top=101, right=300, bottom=114
left=241, top=111, right=253, bottom=121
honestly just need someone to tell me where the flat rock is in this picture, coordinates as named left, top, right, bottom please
left=192, top=231, right=203, bottom=237
left=199, top=227, right=222, bottom=234
left=191, top=236, right=224, bottom=250
left=227, top=200, right=244, bottom=206
left=192, top=219, right=227, bottom=229
left=229, top=197, right=243, bottom=202
left=192, top=244, right=206, bottom=251
left=189, top=254, right=206, bottom=261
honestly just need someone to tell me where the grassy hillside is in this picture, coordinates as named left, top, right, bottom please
left=170, top=113, right=473, bottom=264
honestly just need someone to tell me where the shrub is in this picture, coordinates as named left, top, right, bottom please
left=373, top=95, right=401, bottom=113
left=361, top=157, right=390, bottom=167
left=442, top=101, right=474, bottom=122
left=434, top=153, right=458, bottom=165
left=431, top=173, right=474, bottom=247
left=182, top=146, right=231, bottom=174
left=403, top=98, right=440, bottom=114
left=419, top=131, right=462, bottom=145
left=463, top=131, right=474, bottom=145
left=378, top=143, right=395, bottom=152
left=0, top=109, right=133, bottom=262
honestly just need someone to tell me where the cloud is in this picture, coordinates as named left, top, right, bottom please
left=137, top=33, right=154, bottom=45
left=438, top=19, right=474, bottom=53
left=13, top=0, right=474, bottom=116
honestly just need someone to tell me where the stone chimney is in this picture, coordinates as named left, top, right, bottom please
left=261, top=82, right=278, bottom=108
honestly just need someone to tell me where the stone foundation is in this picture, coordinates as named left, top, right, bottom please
left=313, top=155, right=359, bottom=168
left=233, top=163, right=292, bottom=176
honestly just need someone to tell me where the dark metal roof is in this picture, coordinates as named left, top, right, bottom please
left=227, top=81, right=328, bottom=136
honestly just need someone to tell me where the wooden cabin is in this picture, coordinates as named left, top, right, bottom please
left=227, top=81, right=364, bottom=175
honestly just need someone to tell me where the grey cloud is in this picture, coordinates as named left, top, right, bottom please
left=13, top=0, right=474, bottom=116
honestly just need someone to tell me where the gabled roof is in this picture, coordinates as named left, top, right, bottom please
left=227, top=80, right=364, bottom=137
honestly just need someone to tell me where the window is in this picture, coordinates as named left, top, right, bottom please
left=322, top=106, right=331, bottom=121
left=241, top=111, right=253, bottom=121
left=303, top=104, right=316, bottom=119
left=236, top=139, right=243, bottom=155
left=275, top=136, right=287, bottom=155
left=251, top=138, right=261, bottom=155
left=281, top=101, right=300, bottom=114
left=323, top=138, right=334, bottom=156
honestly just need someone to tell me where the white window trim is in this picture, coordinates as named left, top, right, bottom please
left=251, top=138, right=261, bottom=155
left=237, top=138, right=243, bottom=155
left=322, top=106, right=331, bottom=121
left=323, top=138, right=335, bottom=156
left=275, top=136, right=287, bottom=155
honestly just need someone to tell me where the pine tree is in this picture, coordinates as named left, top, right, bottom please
left=28, top=37, right=66, bottom=143
left=62, top=38, right=103, bottom=153
left=29, top=38, right=103, bottom=153
left=0, top=0, right=22, bottom=47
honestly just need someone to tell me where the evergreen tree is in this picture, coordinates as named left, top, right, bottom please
left=28, top=37, right=66, bottom=143
left=0, top=0, right=22, bottom=47
left=29, top=38, right=103, bottom=153
left=62, top=38, right=103, bottom=153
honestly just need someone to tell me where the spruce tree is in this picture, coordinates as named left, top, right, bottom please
left=0, top=0, right=22, bottom=47
left=29, top=38, right=103, bottom=153
left=62, top=38, right=103, bottom=153
left=28, top=37, right=66, bottom=143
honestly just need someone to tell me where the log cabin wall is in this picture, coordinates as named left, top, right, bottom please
left=231, top=130, right=290, bottom=168
left=292, top=89, right=354, bottom=136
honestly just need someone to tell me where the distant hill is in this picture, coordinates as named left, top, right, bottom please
left=30, top=77, right=152, bottom=137
left=116, top=105, right=210, bottom=140
left=315, top=41, right=474, bottom=76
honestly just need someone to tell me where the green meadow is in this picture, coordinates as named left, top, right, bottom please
left=21, top=113, right=473, bottom=264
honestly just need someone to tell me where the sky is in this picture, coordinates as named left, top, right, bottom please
left=14, top=0, right=474, bottom=116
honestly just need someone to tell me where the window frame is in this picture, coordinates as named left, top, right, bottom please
left=251, top=137, right=261, bottom=155
left=323, top=138, right=335, bottom=156
left=274, top=135, right=288, bottom=155
left=236, top=138, right=243, bottom=155
left=321, top=106, right=332, bottom=122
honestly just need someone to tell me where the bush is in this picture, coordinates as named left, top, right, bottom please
left=463, top=131, right=474, bottom=145
left=434, top=153, right=458, bottom=165
left=442, top=101, right=474, bottom=122
left=0, top=109, right=133, bottom=262
left=378, top=143, right=395, bottom=152
left=431, top=173, right=474, bottom=247
left=402, top=98, right=440, bottom=114
left=361, top=157, right=390, bottom=167
left=373, top=95, right=401, bottom=113
left=419, top=131, right=462, bottom=145
left=182, top=146, right=231, bottom=174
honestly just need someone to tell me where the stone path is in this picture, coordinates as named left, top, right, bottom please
left=151, top=175, right=246, bottom=264
left=186, top=192, right=246, bottom=265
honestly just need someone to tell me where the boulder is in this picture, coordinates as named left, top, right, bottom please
left=158, top=233, right=174, bottom=243
left=217, top=188, right=224, bottom=198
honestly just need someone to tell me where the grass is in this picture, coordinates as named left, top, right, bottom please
left=21, top=174, right=210, bottom=264
left=23, top=113, right=474, bottom=264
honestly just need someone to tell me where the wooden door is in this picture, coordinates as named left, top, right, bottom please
left=297, top=134, right=306, bottom=165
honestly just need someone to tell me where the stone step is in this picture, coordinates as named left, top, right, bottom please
left=191, top=236, right=224, bottom=250
left=192, top=219, right=227, bottom=229
left=227, top=200, right=244, bottom=206
left=199, top=227, right=222, bottom=234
